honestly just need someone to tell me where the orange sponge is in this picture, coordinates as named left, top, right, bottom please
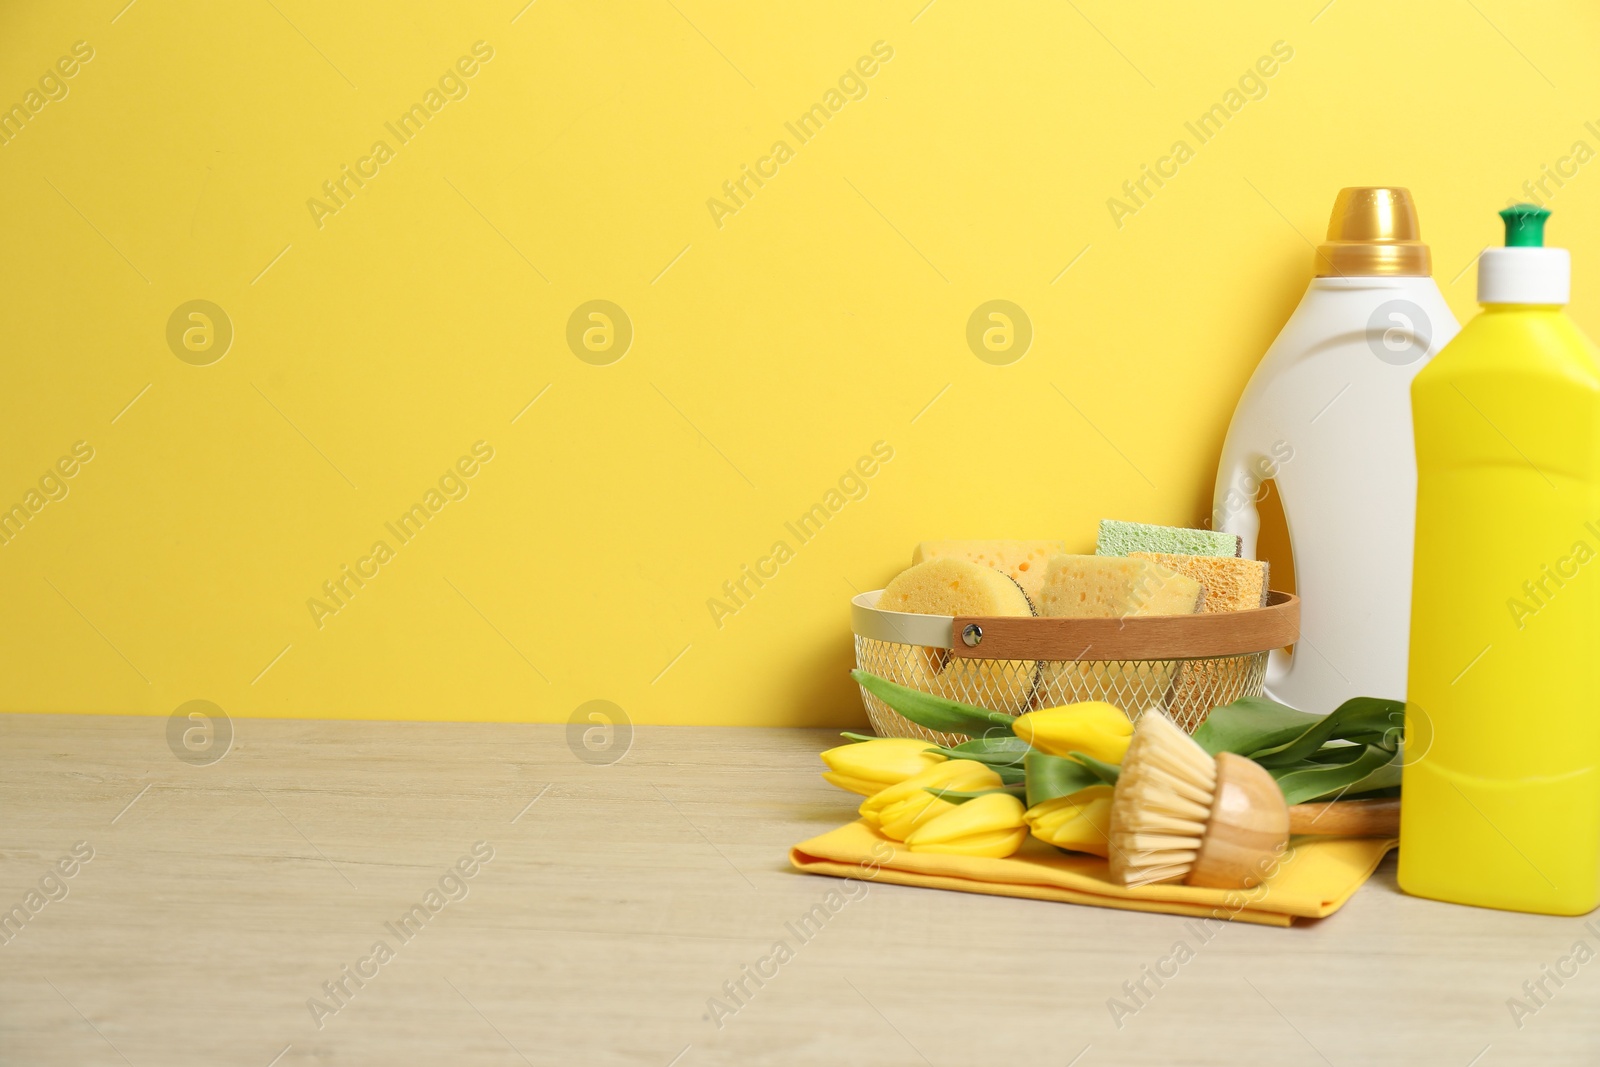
left=1128, top=552, right=1269, bottom=612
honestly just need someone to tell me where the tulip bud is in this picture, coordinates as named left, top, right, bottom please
left=820, top=737, right=945, bottom=796
left=1024, top=785, right=1114, bottom=857
left=905, top=792, right=1028, bottom=858
left=1013, top=702, right=1133, bottom=764
left=859, top=759, right=1003, bottom=840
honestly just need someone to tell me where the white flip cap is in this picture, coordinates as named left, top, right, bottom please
left=1478, top=246, right=1570, bottom=305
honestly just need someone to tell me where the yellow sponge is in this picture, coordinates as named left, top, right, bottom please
left=1128, top=552, right=1269, bottom=612
left=1033, top=555, right=1203, bottom=717
left=1125, top=553, right=1269, bottom=729
left=879, top=558, right=1036, bottom=617
left=1038, top=660, right=1178, bottom=718
left=877, top=642, right=943, bottom=690
left=877, top=559, right=1037, bottom=715
left=910, top=540, right=1066, bottom=599
left=933, top=656, right=1040, bottom=717
left=1035, top=555, right=1205, bottom=618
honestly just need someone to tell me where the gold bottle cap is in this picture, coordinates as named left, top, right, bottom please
left=1314, top=187, right=1432, bottom=277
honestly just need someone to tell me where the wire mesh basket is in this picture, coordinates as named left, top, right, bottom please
left=851, top=589, right=1300, bottom=747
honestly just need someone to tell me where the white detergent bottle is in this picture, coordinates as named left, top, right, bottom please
left=1213, top=187, right=1459, bottom=709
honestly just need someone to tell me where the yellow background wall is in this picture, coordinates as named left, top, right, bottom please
left=2, top=0, right=1597, bottom=726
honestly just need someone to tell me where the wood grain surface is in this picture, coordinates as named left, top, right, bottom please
left=1, top=712, right=1596, bottom=1065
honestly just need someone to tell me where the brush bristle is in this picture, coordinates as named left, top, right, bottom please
left=1108, top=709, right=1217, bottom=887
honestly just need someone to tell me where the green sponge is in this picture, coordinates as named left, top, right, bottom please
left=1096, top=519, right=1242, bottom=559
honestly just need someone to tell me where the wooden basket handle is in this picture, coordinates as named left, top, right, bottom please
left=945, top=591, right=1300, bottom=661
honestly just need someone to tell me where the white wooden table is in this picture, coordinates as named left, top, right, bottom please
left=2, top=713, right=1597, bottom=1065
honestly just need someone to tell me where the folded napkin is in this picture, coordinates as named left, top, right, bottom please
left=790, top=820, right=1396, bottom=927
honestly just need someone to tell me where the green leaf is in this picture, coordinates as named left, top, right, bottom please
left=1191, top=697, right=1322, bottom=757
left=941, top=735, right=1032, bottom=756
left=1024, top=751, right=1104, bottom=807
left=1342, top=785, right=1402, bottom=801
left=838, top=731, right=880, bottom=744
left=925, top=784, right=1027, bottom=804
left=1337, top=753, right=1403, bottom=797
left=991, top=763, right=1026, bottom=786
left=1249, top=697, right=1406, bottom=768
left=1069, top=751, right=1121, bottom=786
left=933, top=735, right=1032, bottom=771
left=1339, top=727, right=1407, bottom=749
left=1270, top=744, right=1402, bottom=806
left=851, top=670, right=1018, bottom=738
left=1304, top=745, right=1362, bottom=764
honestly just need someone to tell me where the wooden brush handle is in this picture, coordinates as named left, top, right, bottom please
left=1287, top=798, right=1400, bottom=837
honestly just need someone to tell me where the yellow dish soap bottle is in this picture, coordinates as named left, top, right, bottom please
left=1401, top=204, right=1600, bottom=915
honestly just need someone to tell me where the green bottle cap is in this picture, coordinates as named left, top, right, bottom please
left=1500, top=203, right=1550, bottom=247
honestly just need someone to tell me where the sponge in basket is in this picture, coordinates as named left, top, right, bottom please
left=879, top=558, right=1037, bottom=616
left=1126, top=552, right=1271, bottom=731
left=1035, top=555, right=1205, bottom=618
left=910, top=540, right=1066, bottom=600
left=1034, top=555, right=1204, bottom=716
left=1127, top=552, right=1269, bottom=612
left=1097, top=519, right=1241, bottom=559
left=877, top=559, right=1038, bottom=715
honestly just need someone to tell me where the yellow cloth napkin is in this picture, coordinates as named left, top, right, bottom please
left=790, top=820, right=1397, bottom=927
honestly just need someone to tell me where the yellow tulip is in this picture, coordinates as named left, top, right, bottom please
left=905, top=792, right=1028, bottom=858
left=1013, top=702, right=1133, bottom=764
left=820, top=738, right=944, bottom=796
left=859, top=759, right=1003, bottom=840
left=1024, top=785, right=1114, bottom=857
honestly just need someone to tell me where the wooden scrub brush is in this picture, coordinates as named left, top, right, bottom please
left=1108, top=709, right=1400, bottom=889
